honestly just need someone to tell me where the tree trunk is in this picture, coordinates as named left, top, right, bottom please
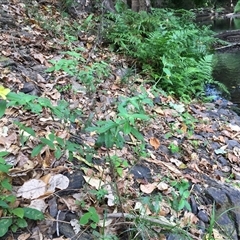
left=131, top=0, right=151, bottom=11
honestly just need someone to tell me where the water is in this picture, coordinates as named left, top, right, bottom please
left=212, top=52, right=240, bottom=103
left=211, top=17, right=240, bottom=103
left=211, top=17, right=240, bottom=32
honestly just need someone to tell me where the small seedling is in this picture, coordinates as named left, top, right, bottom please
left=169, top=143, right=180, bottom=154
left=170, top=179, right=191, bottom=212
left=79, top=207, right=100, bottom=229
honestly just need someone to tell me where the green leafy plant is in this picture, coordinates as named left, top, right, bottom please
left=105, top=8, right=226, bottom=99
left=79, top=206, right=100, bottom=229
left=86, top=94, right=152, bottom=149
left=0, top=152, right=44, bottom=237
left=170, top=179, right=191, bottom=212
left=234, top=0, right=240, bottom=13
left=47, top=49, right=110, bottom=93
left=7, top=92, right=82, bottom=123
left=108, top=155, right=129, bottom=177
left=91, top=188, right=108, bottom=202
left=169, top=142, right=180, bottom=154
left=30, top=131, right=92, bottom=161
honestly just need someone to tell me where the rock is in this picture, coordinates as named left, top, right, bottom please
left=195, top=175, right=240, bottom=239
left=197, top=210, right=209, bottom=223
left=130, top=165, right=151, bottom=180
left=226, top=139, right=240, bottom=149
left=216, top=212, right=238, bottom=240
left=189, top=195, right=198, bottom=215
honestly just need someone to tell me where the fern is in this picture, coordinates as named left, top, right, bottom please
left=105, top=8, right=223, bottom=99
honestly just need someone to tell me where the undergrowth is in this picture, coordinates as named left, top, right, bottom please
left=104, top=8, right=228, bottom=100
left=0, top=2, right=231, bottom=239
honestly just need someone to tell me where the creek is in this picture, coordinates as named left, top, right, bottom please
left=210, top=17, right=240, bottom=104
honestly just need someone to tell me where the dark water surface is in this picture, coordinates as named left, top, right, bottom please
left=211, top=17, right=240, bottom=103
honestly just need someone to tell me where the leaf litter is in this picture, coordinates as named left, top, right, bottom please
left=1, top=0, right=240, bottom=239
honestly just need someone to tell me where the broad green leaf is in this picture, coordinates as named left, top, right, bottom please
left=0, top=163, right=11, bottom=173
left=1, top=179, right=12, bottom=191
left=0, top=200, right=9, bottom=208
left=117, top=167, right=123, bottom=177
left=31, top=144, right=45, bottom=157
left=40, top=138, right=55, bottom=149
left=130, top=128, right=144, bottom=141
left=14, top=122, right=36, bottom=137
left=80, top=212, right=91, bottom=225
left=54, top=147, right=62, bottom=160
left=163, top=67, right=171, bottom=77
left=10, top=224, right=18, bottom=233
left=123, top=122, right=131, bottom=134
left=0, top=86, right=10, bottom=100
left=48, top=133, right=55, bottom=142
left=56, top=136, right=64, bottom=146
left=23, top=207, right=44, bottom=220
left=16, top=218, right=28, bottom=228
left=91, top=213, right=99, bottom=223
left=0, top=151, right=9, bottom=157
left=0, top=100, right=6, bottom=118
left=12, top=208, right=24, bottom=218
left=5, top=195, right=16, bottom=203
left=105, top=131, right=114, bottom=149
left=0, top=218, right=12, bottom=237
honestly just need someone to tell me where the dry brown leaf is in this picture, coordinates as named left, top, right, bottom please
left=156, top=182, right=169, bottom=191
left=154, top=106, right=164, bottom=115
left=29, top=199, right=48, bottom=212
left=46, top=174, right=69, bottom=192
left=17, top=233, right=31, bottom=240
left=149, top=137, right=160, bottom=150
left=17, top=179, right=46, bottom=199
left=140, top=182, right=157, bottom=194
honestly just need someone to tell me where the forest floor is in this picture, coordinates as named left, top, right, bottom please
left=1, top=1, right=240, bottom=240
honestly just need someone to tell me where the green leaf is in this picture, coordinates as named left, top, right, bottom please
left=14, top=122, right=36, bottom=137
left=130, top=127, right=144, bottom=141
left=0, top=163, right=11, bottom=173
left=54, top=146, right=62, bottom=160
left=1, top=179, right=12, bottom=191
left=56, top=136, right=64, bottom=146
left=0, top=218, right=12, bottom=237
left=0, top=100, right=6, bottom=118
left=16, top=218, right=28, bottom=228
left=5, top=195, right=16, bottom=203
left=12, top=208, right=24, bottom=218
left=0, top=200, right=9, bottom=208
left=91, top=212, right=99, bottom=223
left=0, top=151, right=9, bottom=157
left=90, top=222, right=97, bottom=229
left=80, top=212, right=91, bottom=225
left=123, top=122, right=131, bottom=135
left=105, top=131, right=114, bottom=149
left=23, top=207, right=44, bottom=220
left=11, top=224, right=18, bottom=233
left=31, top=144, right=45, bottom=157
left=117, top=167, right=123, bottom=177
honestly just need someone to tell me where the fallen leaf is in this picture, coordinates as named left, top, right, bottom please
left=140, top=182, right=157, bottom=194
left=156, top=182, right=169, bottom=191
left=29, top=199, right=48, bottom=212
left=17, top=179, right=46, bottom=199
left=83, top=176, right=104, bottom=189
left=149, top=137, right=160, bottom=150
left=47, top=174, right=69, bottom=192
